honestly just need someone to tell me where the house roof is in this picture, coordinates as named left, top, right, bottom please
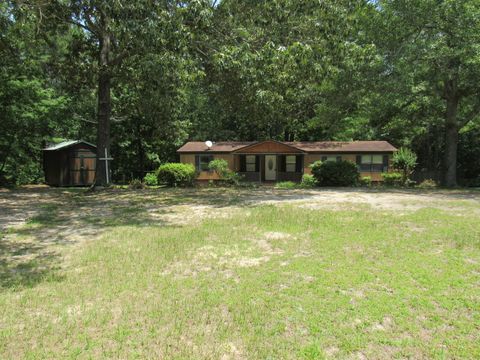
left=177, top=141, right=255, bottom=153
left=177, top=140, right=397, bottom=153
left=288, top=141, right=397, bottom=153
left=43, top=140, right=96, bottom=151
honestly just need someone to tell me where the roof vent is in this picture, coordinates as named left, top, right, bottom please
left=205, top=140, right=213, bottom=149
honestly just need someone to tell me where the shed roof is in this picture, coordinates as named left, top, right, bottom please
left=43, top=140, right=96, bottom=151
left=177, top=140, right=397, bottom=153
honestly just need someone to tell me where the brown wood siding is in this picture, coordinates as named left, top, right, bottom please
left=237, top=141, right=301, bottom=154
left=180, top=153, right=234, bottom=180
left=43, top=143, right=96, bottom=186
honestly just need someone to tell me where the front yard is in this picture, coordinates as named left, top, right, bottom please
left=0, top=187, right=479, bottom=359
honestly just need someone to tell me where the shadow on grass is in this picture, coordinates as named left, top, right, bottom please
left=0, top=230, right=65, bottom=290
left=0, top=194, right=177, bottom=290
left=1, top=185, right=478, bottom=290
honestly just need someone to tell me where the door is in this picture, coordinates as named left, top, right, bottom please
left=265, top=155, right=277, bottom=181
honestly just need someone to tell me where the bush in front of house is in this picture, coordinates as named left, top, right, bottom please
left=310, top=160, right=359, bottom=186
left=360, top=176, right=372, bottom=187
left=417, top=179, right=438, bottom=189
left=208, top=159, right=243, bottom=186
left=392, top=147, right=417, bottom=185
left=300, top=174, right=317, bottom=188
left=143, top=172, right=158, bottom=186
left=157, top=163, right=196, bottom=187
left=208, top=159, right=229, bottom=177
left=275, top=181, right=297, bottom=189
left=381, top=172, right=403, bottom=186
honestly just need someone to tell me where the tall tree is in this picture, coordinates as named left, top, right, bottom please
left=22, top=0, right=196, bottom=185
left=0, top=1, right=70, bottom=185
left=370, top=0, right=480, bottom=186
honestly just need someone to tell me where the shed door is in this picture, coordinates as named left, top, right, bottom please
left=69, top=150, right=96, bottom=186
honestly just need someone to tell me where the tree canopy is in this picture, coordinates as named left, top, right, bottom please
left=0, top=0, right=479, bottom=186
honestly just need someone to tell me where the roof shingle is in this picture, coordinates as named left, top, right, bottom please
left=177, top=140, right=397, bottom=153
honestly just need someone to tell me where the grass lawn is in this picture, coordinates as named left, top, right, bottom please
left=0, top=187, right=479, bottom=359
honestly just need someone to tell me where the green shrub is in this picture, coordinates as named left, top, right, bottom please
left=382, top=172, right=403, bottom=186
left=275, top=181, right=297, bottom=189
left=311, top=160, right=359, bottom=186
left=208, top=159, right=229, bottom=177
left=392, top=148, right=417, bottom=185
left=309, top=161, right=322, bottom=176
left=417, top=179, right=437, bottom=189
left=208, top=159, right=242, bottom=185
left=300, top=174, right=317, bottom=188
left=360, top=176, right=372, bottom=187
left=129, top=179, right=145, bottom=189
left=157, top=163, right=196, bottom=187
left=143, top=172, right=158, bottom=186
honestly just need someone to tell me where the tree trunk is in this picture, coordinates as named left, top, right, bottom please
left=443, top=95, right=459, bottom=187
left=95, top=21, right=111, bottom=186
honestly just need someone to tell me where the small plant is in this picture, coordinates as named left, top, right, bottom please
left=417, top=179, right=437, bottom=189
left=157, top=163, right=196, bottom=187
left=309, top=160, right=323, bottom=176
left=311, top=160, right=359, bottom=186
left=382, top=172, right=403, bottom=186
left=143, top=172, right=158, bottom=186
left=129, top=179, right=145, bottom=189
left=392, top=148, right=417, bottom=185
left=208, top=159, right=229, bottom=177
left=275, top=181, right=297, bottom=189
left=208, top=159, right=242, bottom=186
left=360, top=176, right=372, bottom=187
left=300, top=174, right=317, bottom=188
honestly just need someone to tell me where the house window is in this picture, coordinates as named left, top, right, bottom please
left=246, top=155, right=256, bottom=172
left=360, top=154, right=384, bottom=172
left=196, top=155, right=213, bottom=171
left=321, top=155, right=342, bottom=162
left=286, top=155, right=296, bottom=172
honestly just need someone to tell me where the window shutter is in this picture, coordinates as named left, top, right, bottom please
left=195, top=155, right=200, bottom=171
left=279, top=155, right=286, bottom=172
left=295, top=155, right=302, bottom=173
left=240, top=155, right=246, bottom=172
left=321, top=156, right=327, bottom=161
left=356, top=155, right=361, bottom=165
left=255, top=155, right=260, bottom=172
left=383, top=154, right=389, bottom=172
left=336, top=156, right=342, bottom=162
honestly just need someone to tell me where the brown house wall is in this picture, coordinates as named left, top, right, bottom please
left=180, top=152, right=393, bottom=182
left=303, top=153, right=392, bottom=181
left=179, top=153, right=235, bottom=180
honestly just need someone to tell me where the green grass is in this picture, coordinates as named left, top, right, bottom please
left=0, top=190, right=479, bottom=358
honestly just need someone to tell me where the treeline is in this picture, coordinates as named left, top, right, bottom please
left=1, top=0, right=479, bottom=187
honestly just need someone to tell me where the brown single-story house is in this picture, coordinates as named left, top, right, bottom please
left=177, top=140, right=397, bottom=182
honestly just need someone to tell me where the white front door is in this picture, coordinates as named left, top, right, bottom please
left=264, top=155, right=277, bottom=181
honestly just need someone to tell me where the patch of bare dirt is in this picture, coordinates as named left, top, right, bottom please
left=250, top=188, right=480, bottom=212
left=1, top=187, right=478, bottom=288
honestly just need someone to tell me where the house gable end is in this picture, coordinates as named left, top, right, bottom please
left=233, top=140, right=303, bottom=154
